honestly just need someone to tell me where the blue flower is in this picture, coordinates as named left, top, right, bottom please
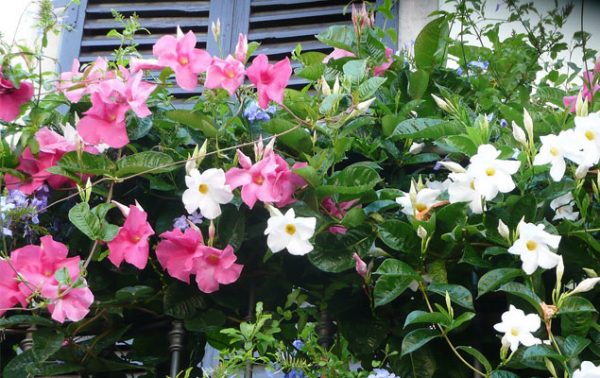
left=172, top=211, right=203, bottom=230
left=500, top=119, right=508, bottom=128
left=467, top=59, right=489, bottom=71
left=456, top=67, right=464, bottom=76
left=284, top=369, right=306, bottom=378
left=292, top=339, right=304, bottom=351
left=368, top=368, right=399, bottom=378
left=244, top=101, right=277, bottom=122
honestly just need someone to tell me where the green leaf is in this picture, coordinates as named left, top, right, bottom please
left=115, top=285, right=155, bottom=301
left=428, top=284, right=474, bottom=310
left=390, top=118, right=463, bottom=140
left=456, top=346, right=492, bottom=373
left=404, top=310, right=450, bottom=328
left=477, top=268, right=523, bottom=298
left=0, top=315, right=54, bottom=328
left=414, top=17, right=449, bottom=70
left=490, top=370, right=519, bottom=378
left=32, top=329, right=64, bottom=362
left=165, top=109, right=218, bottom=137
left=4, top=350, right=36, bottom=378
left=498, top=282, right=542, bottom=312
left=521, top=345, right=562, bottom=361
left=373, top=258, right=419, bottom=306
left=317, top=165, right=381, bottom=197
left=59, top=151, right=115, bottom=175
left=68, top=202, right=101, bottom=240
left=262, top=118, right=312, bottom=154
left=343, top=59, right=368, bottom=83
left=448, top=312, right=476, bottom=330
left=401, top=328, right=439, bottom=356
left=559, top=296, right=597, bottom=315
left=309, top=225, right=375, bottom=273
left=316, top=25, right=355, bottom=52
left=445, top=135, right=478, bottom=155
left=358, top=77, right=386, bottom=100
left=408, top=69, right=430, bottom=99
left=163, top=281, right=206, bottom=319
left=561, top=335, right=590, bottom=357
left=377, top=220, right=419, bottom=253
left=293, top=165, right=321, bottom=187
left=184, top=309, right=226, bottom=333
left=116, top=151, right=175, bottom=177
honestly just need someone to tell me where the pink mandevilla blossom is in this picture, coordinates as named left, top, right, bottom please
left=155, top=226, right=243, bottom=293
left=57, top=57, right=111, bottom=103
left=153, top=27, right=212, bottom=91
left=0, top=69, right=34, bottom=122
left=107, top=202, right=155, bottom=269
left=322, top=48, right=356, bottom=64
left=0, top=259, right=23, bottom=316
left=156, top=227, right=204, bottom=283
left=374, top=47, right=393, bottom=76
left=564, top=70, right=599, bottom=112
left=77, top=91, right=130, bottom=148
left=5, top=127, right=82, bottom=194
left=9, top=236, right=93, bottom=323
left=205, top=55, right=245, bottom=95
left=129, top=57, right=166, bottom=73
left=194, top=245, right=243, bottom=293
left=235, top=33, right=248, bottom=63
left=246, top=54, right=292, bottom=109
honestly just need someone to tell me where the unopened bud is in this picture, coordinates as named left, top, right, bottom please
left=439, top=161, right=466, bottom=173
left=408, top=142, right=424, bottom=154
left=523, top=109, right=534, bottom=140
left=208, top=220, right=216, bottom=246
left=332, top=75, right=340, bottom=94
left=511, top=121, right=527, bottom=146
left=211, top=19, right=221, bottom=42
left=352, top=253, right=368, bottom=278
left=417, top=225, right=428, bottom=239
left=576, top=92, right=589, bottom=116
left=320, top=76, right=331, bottom=96
left=431, top=94, right=450, bottom=112
left=497, top=219, right=510, bottom=240
left=570, top=277, right=600, bottom=295
left=356, top=97, right=375, bottom=112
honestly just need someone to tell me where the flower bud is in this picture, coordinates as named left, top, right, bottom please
left=523, top=109, right=534, bottom=140
left=431, top=94, right=450, bottom=112
left=408, top=142, right=424, bottom=154
left=208, top=220, right=216, bottom=246
left=332, top=75, right=340, bottom=94
left=575, top=164, right=590, bottom=179
left=235, top=33, right=248, bottom=62
left=497, top=219, right=510, bottom=240
left=511, top=121, right=527, bottom=146
left=417, top=225, right=428, bottom=239
left=556, top=256, right=564, bottom=287
left=356, top=98, right=375, bottom=112
left=439, top=161, right=466, bottom=173
left=352, top=253, right=368, bottom=278
left=570, top=277, right=600, bottom=295
left=576, top=92, right=589, bottom=116
left=320, top=76, right=331, bottom=96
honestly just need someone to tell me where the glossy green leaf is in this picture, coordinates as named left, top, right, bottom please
left=477, top=268, right=523, bottom=298
left=401, top=328, right=439, bottom=356
left=428, top=283, right=474, bottom=310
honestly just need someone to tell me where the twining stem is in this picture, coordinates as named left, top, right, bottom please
left=419, top=283, right=487, bottom=377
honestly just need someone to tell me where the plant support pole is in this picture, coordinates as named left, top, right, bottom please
left=169, top=320, right=185, bottom=378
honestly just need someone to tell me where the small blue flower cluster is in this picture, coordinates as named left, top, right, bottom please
left=367, top=368, right=399, bottom=378
left=0, top=186, right=50, bottom=237
left=172, top=210, right=203, bottom=230
left=244, top=101, right=277, bottom=122
left=457, top=58, right=489, bottom=76
left=284, top=369, right=306, bottom=378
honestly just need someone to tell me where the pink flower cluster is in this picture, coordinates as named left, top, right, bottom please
left=323, top=47, right=393, bottom=77
left=132, top=28, right=291, bottom=109
left=155, top=226, right=242, bottom=293
left=0, top=68, right=34, bottom=122
left=58, top=58, right=157, bottom=148
left=225, top=141, right=306, bottom=209
left=564, top=69, right=600, bottom=112
left=5, top=127, right=96, bottom=195
left=0, top=236, right=93, bottom=323
left=107, top=201, right=155, bottom=270
left=321, top=197, right=359, bottom=235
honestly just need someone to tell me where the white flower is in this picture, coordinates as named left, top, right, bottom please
left=408, top=142, right=424, bottom=154
left=574, top=113, right=600, bottom=166
left=550, top=192, right=579, bottom=221
left=426, top=178, right=451, bottom=191
left=467, top=144, right=520, bottom=200
left=493, top=305, right=541, bottom=352
left=264, top=208, right=316, bottom=255
left=182, top=168, right=233, bottom=219
left=508, top=222, right=561, bottom=275
left=570, top=277, right=600, bottom=295
left=396, top=187, right=441, bottom=216
left=438, top=161, right=466, bottom=173
left=511, top=121, right=527, bottom=145
left=533, top=133, right=572, bottom=182
left=573, top=361, right=600, bottom=378
left=447, top=172, right=485, bottom=214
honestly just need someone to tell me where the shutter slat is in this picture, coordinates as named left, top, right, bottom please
left=249, top=5, right=346, bottom=23
left=83, top=17, right=209, bottom=30
left=249, top=22, right=347, bottom=41
left=86, top=2, right=210, bottom=14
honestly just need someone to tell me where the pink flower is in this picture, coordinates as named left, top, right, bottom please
left=352, top=253, right=368, bottom=278
left=123, top=71, right=157, bottom=118
left=41, top=283, right=94, bottom=323
left=156, top=227, right=204, bottom=283
left=564, top=70, right=599, bottom=112
left=107, top=203, right=155, bottom=269
left=57, top=58, right=111, bottom=103
left=129, top=57, right=166, bottom=73
left=205, top=55, right=245, bottom=95
left=351, top=3, right=374, bottom=31
left=0, top=70, right=34, bottom=122
left=5, top=127, right=79, bottom=194
left=153, top=27, right=212, bottom=90
left=374, top=47, right=393, bottom=76
left=321, top=197, right=359, bottom=235
left=0, top=259, right=23, bottom=316
left=194, top=245, right=243, bottom=293
left=235, top=33, right=248, bottom=62
left=246, top=54, right=292, bottom=109
left=77, top=91, right=130, bottom=148
left=271, top=158, right=306, bottom=207
left=322, top=48, right=356, bottom=64
left=226, top=149, right=280, bottom=208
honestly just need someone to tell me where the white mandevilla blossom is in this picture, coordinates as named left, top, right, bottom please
left=550, top=192, right=579, bottom=221
left=264, top=208, right=316, bottom=255
left=573, top=361, right=600, bottom=378
left=467, top=144, right=520, bottom=200
left=533, top=132, right=574, bottom=182
left=574, top=113, right=600, bottom=166
left=508, top=222, right=561, bottom=275
left=182, top=168, right=233, bottom=219
left=493, top=305, right=541, bottom=352
left=447, top=172, right=485, bottom=214
left=396, top=187, right=441, bottom=216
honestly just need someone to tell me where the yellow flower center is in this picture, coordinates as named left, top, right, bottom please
left=285, top=224, right=296, bottom=235
left=253, top=175, right=264, bottom=185
left=550, top=147, right=559, bottom=156
left=131, top=234, right=141, bottom=243
left=179, top=56, right=189, bottom=65
left=109, top=114, right=117, bottom=121
left=198, top=183, right=209, bottom=194
left=415, top=203, right=427, bottom=212
left=469, top=180, right=476, bottom=190
left=585, top=130, right=595, bottom=140
left=206, top=254, right=220, bottom=265
left=526, top=240, right=537, bottom=252
left=511, top=328, right=519, bottom=336
left=486, top=167, right=496, bottom=176
left=226, top=70, right=235, bottom=79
